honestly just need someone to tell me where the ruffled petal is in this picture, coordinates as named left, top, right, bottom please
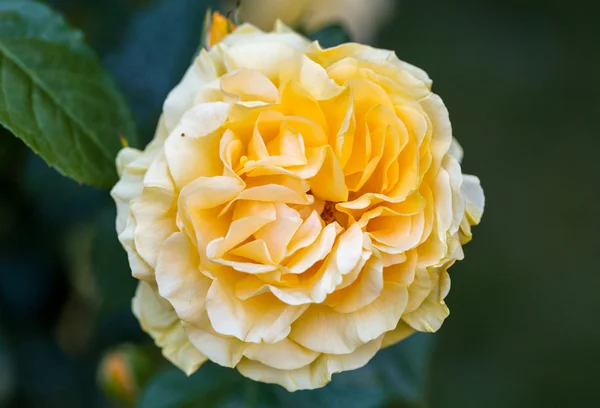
left=289, top=283, right=407, bottom=354
left=206, top=278, right=308, bottom=343
left=461, top=174, right=485, bottom=225
left=132, top=282, right=206, bottom=375
left=237, top=335, right=383, bottom=391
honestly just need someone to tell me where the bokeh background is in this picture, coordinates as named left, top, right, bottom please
left=0, top=0, right=597, bottom=407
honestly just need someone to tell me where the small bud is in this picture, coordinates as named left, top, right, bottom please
left=119, top=135, right=129, bottom=148
left=205, top=10, right=237, bottom=49
left=97, top=345, right=154, bottom=407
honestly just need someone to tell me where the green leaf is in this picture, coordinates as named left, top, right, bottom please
left=139, top=363, right=245, bottom=408
left=308, top=24, right=352, bottom=48
left=139, top=334, right=435, bottom=408
left=0, top=0, right=137, bottom=187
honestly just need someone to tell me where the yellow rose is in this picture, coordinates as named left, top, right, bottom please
left=222, top=0, right=395, bottom=42
left=111, top=22, right=484, bottom=391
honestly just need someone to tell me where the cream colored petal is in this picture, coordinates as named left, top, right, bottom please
left=112, top=169, right=144, bottom=236
left=237, top=356, right=329, bottom=392
left=235, top=184, right=311, bottom=205
left=115, top=147, right=142, bottom=177
left=334, top=222, right=365, bottom=275
left=243, top=338, right=319, bottom=371
left=286, top=210, right=323, bottom=256
left=223, top=41, right=300, bottom=82
left=184, top=322, right=246, bottom=368
left=112, top=118, right=169, bottom=236
left=381, top=321, right=415, bottom=348
left=155, top=232, right=211, bottom=324
left=448, top=137, right=464, bottom=163
left=280, top=54, right=342, bottom=100
left=332, top=251, right=384, bottom=313
left=164, top=102, right=230, bottom=188
left=153, top=230, right=247, bottom=369
left=237, top=334, right=383, bottom=391
left=402, top=270, right=450, bottom=333
left=384, top=250, right=417, bottom=286
left=254, top=203, right=303, bottom=263
left=131, top=187, right=177, bottom=269
left=405, top=267, right=434, bottom=313
left=432, top=166, right=453, bottom=237
left=209, top=258, right=278, bottom=274
left=271, top=228, right=368, bottom=306
left=324, top=333, right=384, bottom=373
left=206, top=279, right=308, bottom=343
left=118, top=212, right=153, bottom=281
left=220, top=69, right=278, bottom=103
left=206, top=201, right=276, bottom=259
left=334, top=249, right=372, bottom=291
left=420, top=94, right=452, bottom=174
left=132, top=282, right=206, bottom=375
left=177, top=176, right=245, bottom=246
left=290, top=283, right=408, bottom=354
left=402, top=299, right=449, bottom=333
left=229, top=240, right=275, bottom=265
left=462, top=174, right=485, bottom=225
left=163, top=50, right=220, bottom=131
left=444, top=155, right=467, bottom=236
left=285, top=222, right=342, bottom=274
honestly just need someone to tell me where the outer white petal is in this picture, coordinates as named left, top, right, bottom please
left=155, top=232, right=211, bottom=324
left=461, top=174, right=485, bottom=225
left=448, top=137, right=464, bottom=163
left=131, top=187, right=177, bottom=270
left=420, top=93, right=453, bottom=173
left=163, top=50, right=220, bottom=131
left=132, top=282, right=206, bottom=375
left=118, top=212, right=153, bottom=281
left=164, top=102, right=231, bottom=188
left=112, top=117, right=170, bottom=235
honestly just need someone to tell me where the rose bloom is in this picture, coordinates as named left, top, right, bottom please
left=222, top=0, right=395, bottom=43
left=111, top=22, right=484, bottom=391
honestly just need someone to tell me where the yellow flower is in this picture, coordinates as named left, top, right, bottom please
left=222, top=0, right=395, bottom=42
left=111, top=22, right=484, bottom=391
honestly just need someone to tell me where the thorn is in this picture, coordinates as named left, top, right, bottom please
left=119, top=135, right=129, bottom=148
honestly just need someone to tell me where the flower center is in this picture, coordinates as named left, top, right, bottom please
left=321, top=201, right=337, bottom=225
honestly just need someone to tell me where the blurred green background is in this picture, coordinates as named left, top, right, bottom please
left=0, top=0, right=597, bottom=407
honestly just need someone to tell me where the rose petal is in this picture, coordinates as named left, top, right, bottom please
left=132, top=282, right=206, bottom=375
left=206, top=278, right=308, bottom=343
left=289, top=282, right=408, bottom=354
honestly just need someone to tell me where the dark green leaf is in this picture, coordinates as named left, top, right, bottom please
left=0, top=0, right=137, bottom=187
left=139, top=334, right=435, bottom=408
left=139, top=363, right=245, bottom=408
left=309, top=24, right=352, bottom=48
